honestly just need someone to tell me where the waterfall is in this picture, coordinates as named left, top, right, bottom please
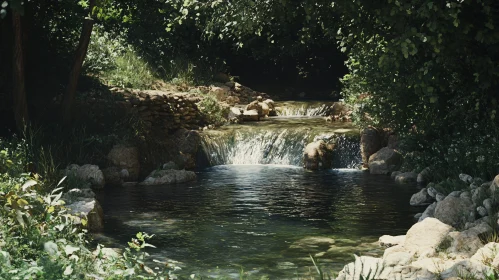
left=200, top=122, right=362, bottom=168
left=201, top=129, right=314, bottom=166
left=275, top=102, right=341, bottom=117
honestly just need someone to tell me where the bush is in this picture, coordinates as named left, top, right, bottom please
left=0, top=135, right=177, bottom=279
left=197, top=94, right=229, bottom=127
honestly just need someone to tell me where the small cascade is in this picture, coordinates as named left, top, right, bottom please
left=332, top=135, right=362, bottom=169
left=201, top=129, right=315, bottom=166
left=275, top=101, right=342, bottom=116
left=200, top=117, right=361, bottom=168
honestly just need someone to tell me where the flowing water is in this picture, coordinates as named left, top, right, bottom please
left=200, top=117, right=360, bottom=168
left=97, top=102, right=419, bottom=279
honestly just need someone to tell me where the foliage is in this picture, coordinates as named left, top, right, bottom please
left=197, top=94, right=229, bottom=127
left=0, top=135, right=180, bottom=279
left=336, top=0, right=499, bottom=178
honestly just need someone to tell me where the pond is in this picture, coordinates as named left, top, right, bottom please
left=96, top=165, right=419, bottom=279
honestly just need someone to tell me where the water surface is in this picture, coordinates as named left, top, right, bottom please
left=97, top=165, right=418, bottom=279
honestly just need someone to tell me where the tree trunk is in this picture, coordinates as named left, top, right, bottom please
left=12, top=11, right=29, bottom=131
left=61, top=0, right=96, bottom=125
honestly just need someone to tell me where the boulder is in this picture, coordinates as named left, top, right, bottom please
left=459, top=173, right=473, bottom=184
left=242, top=109, right=259, bottom=121
left=410, top=188, right=432, bottom=206
left=477, top=206, right=488, bottom=217
left=263, top=99, right=276, bottom=116
left=447, top=222, right=492, bottom=257
left=107, top=145, right=140, bottom=181
left=335, top=256, right=384, bottom=280
left=390, top=170, right=402, bottom=179
left=434, top=196, right=475, bottom=227
left=483, top=198, right=495, bottom=215
left=66, top=164, right=105, bottom=189
left=173, top=129, right=202, bottom=170
left=260, top=102, right=270, bottom=117
left=140, top=169, right=196, bottom=185
left=427, top=184, right=438, bottom=198
left=225, top=96, right=240, bottom=106
left=162, top=161, right=179, bottom=170
left=210, top=86, right=230, bottom=101
left=66, top=198, right=104, bottom=232
left=368, top=147, right=403, bottom=175
left=246, top=100, right=262, bottom=116
left=436, top=193, right=446, bottom=202
left=404, top=217, right=454, bottom=258
left=102, top=167, right=123, bottom=187
left=379, top=235, right=405, bottom=248
left=417, top=167, right=432, bottom=184
left=303, top=140, right=334, bottom=170
left=360, top=127, right=381, bottom=168
left=228, top=107, right=242, bottom=121
left=386, top=134, right=399, bottom=149
left=395, top=172, right=418, bottom=183
left=472, top=186, right=487, bottom=205
left=419, top=202, right=437, bottom=221
left=491, top=175, right=499, bottom=193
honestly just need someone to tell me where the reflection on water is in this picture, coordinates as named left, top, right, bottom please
left=97, top=165, right=418, bottom=279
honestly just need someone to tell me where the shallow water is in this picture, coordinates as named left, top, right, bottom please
left=97, top=165, right=419, bottom=279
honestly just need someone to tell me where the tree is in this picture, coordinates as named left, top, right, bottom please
left=61, top=0, right=96, bottom=125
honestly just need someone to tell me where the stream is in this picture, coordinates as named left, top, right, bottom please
left=96, top=101, right=419, bottom=279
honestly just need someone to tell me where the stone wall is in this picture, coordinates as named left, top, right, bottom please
left=116, top=89, right=205, bottom=132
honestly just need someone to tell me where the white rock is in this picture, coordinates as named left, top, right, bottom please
left=379, top=235, right=405, bottom=248
left=404, top=217, right=454, bottom=258
left=66, top=198, right=104, bottom=232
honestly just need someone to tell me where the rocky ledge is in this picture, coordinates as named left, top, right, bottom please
left=337, top=173, right=499, bottom=279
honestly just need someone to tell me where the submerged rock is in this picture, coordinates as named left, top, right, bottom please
left=140, top=169, right=196, bottom=185
left=395, top=172, right=418, bottom=183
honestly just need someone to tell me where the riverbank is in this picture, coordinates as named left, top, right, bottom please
left=335, top=170, right=499, bottom=279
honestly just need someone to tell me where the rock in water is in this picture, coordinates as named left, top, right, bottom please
left=368, top=147, right=402, bottom=175
left=410, top=188, right=432, bottom=206
left=66, top=164, right=105, bottom=189
left=303, top=140, right=334, bottom=170
left=395, top=172, right=418, bottom=183
left=107, top=145, right=140, bottom=181
left=360, top=127, right=381, bottom=168
left=140, top=169, right=196, bottom=185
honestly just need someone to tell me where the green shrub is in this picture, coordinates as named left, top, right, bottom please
left=197, top=94, right=229, bottom=127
